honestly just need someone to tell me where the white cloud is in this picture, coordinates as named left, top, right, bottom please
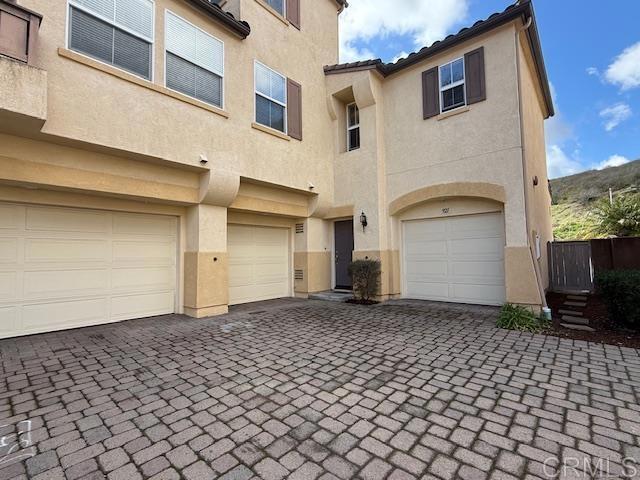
left=545, top=83, right=573, bottom=144
left=605, top=41, right=640, bottom=90
left=599, top=103, right=632, bottom=131
left=339, top=0, right=469, bottom=62
left=391, top=51, right=410, bottom=64
left=546, top=145, right=583, bottom=179
left=586, top=66, right=599, bottom=77
left=596, top=154, right=630, bottom=170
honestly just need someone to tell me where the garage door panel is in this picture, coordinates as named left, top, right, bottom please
left=0, top=272, right=18, bottom=300
left=25, top=238, right=109, bottom=263
left=449, top=238, right=503, bottom=256
left=0, top=306, right=19, bottom=334
left=0, top=238, right=19, bottom=263
left=451, top=284, right=506, bottom=304
left=228, top=265, right=252, bottom=287
left=406, top=239, right=447, bottom=256
left=22, top=298, right=108, bottom=330
left=112, top=267, right=175, bottom=292
left=450, top=260, right=504, bottom=279
left=406, top=260, right=447, bottom=277
left=113, top=213, right=177, bottom=237
left=406, top=281, right=449, bottom=299
left=111, top=291, right=174, bottom=321
left=23, top=269, right=109, bottom=300
left=0, top=205, right=23, bottom=230
left=403, top=212, right=505, bottom=306
left=228, top=225, right=290, bottom=305
left=0, top=203, right=177, bottom=339
left=112, top=240, right=175, bottom=264
left=27, top=207, right=109, bottom=233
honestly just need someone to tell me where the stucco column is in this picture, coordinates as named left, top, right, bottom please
left=183, top=205, right=228, bottom=318
left=294, top=217, right=331, bottom=295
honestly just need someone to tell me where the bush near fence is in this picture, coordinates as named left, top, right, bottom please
left=595, top=270, right=640, bottom=331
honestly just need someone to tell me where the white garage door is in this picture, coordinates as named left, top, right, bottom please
left=403, top=212, right=505, bottom=306
left=0, top=204, right=177, bottom=339
left=228, top=225, right=290, bottom=305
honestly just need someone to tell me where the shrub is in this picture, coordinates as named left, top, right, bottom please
left=595, top=270, right=640, bottom=330
left=591, top=194, right=640, bottom=237
left=497, top=304, right=548, bottom=333
left=348, top=259, right=381, bottom=302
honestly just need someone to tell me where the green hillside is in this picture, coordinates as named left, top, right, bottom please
left=550, top=159, right=640, bottom=240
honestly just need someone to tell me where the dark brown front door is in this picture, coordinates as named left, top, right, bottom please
left=334, top=219, right=354, bottom=289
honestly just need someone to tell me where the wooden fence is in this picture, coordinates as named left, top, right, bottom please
left=548, top=237, right=640, bottom=293
left=591, top=237, right=640, bottom=272
left=548, top=241, right=593, bottom=292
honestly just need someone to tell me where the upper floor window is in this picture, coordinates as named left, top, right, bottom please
left=265, top=0, right=285, bottom=16
left=165, top=11, right=224, bottom=108
left=255, top=61, right=287, bottom=133
left=68, top=0, right=154, bottom=80
left=439, top=57, right=465, bottom=112
left=347, top=103, right=360, bottom=151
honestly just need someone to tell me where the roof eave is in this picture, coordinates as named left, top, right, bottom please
left=325, top=0, right=554, bottom=118
left=522, top=4, right=555, bottom=117
left=186, top=0, right=251, bottom=39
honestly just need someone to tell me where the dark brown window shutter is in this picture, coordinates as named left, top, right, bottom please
left=465, top=47, right=486, bottom=104
left=287, top=78, right=302, bottom=140
left=286, top=0, right=300, bottom=29
left=422, top=67, right=440, bottom=119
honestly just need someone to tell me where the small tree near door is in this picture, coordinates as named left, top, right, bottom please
left=348, top=259, right=381, bottom=303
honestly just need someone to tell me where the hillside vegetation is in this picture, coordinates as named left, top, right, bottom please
left=550, top=159, right=640, bottom=240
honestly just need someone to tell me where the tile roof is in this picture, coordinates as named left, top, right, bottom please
left=325, top=0, right=553, bottom=116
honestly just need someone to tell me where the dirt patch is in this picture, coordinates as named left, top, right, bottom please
left=544, top=292, right=640, bottom=349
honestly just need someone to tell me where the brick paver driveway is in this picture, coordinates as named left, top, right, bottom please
left=1, top=299, right=639, bottom=480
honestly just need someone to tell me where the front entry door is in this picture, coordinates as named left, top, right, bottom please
left=334, top=219, right=354, bottom=289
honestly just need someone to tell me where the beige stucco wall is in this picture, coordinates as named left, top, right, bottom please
left=14, top=0, right=340, bottom=207
left=1, top=1, right=551, bottom=315
left=1, top=0, right=342, bottom=317
left=325, top=20, right=551, bottom=305
left=517, top=32, right=553, bottom=291
left=381, top=24, right=528, bottom=249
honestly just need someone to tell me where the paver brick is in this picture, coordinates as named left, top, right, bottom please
left=2, top=300, right=639, bottom=480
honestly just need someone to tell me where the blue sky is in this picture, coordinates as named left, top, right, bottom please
left=338, top=0, right=640, bottom=178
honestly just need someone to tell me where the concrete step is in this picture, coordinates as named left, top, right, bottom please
left=564, top=301, right=587, bottom=307
left=567, top=295, right=588, bottom=301
left=309, top=291, right=353, bottom=302
left=561, top=315, right=590, bottom=326
left=559, top=309, right=583, bottom=316
left=561, top=323, right=595, bottom=332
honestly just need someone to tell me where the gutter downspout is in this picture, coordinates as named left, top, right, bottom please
left=515, top=15, right=548, bottom=309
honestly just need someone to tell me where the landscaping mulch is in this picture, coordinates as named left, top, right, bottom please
left=544, top=292, right=640, bottom=348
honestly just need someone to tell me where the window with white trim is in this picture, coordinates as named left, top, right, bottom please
left=68, top=0, right=154, bottom=80
left=265, top=0, right=285, bottom=16
left=165, top=11, right=224, bottom=108
left=439, top=57, right=465, bottom=112
left=347, top=103, right=360, bottom=151
left=255, top=61, right=287, bottom=133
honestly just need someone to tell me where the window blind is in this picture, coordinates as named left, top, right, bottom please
left=165, top=11, right=224, bottom=108
left=68, top=0, right=153, bottom=79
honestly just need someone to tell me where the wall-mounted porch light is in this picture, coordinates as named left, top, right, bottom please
left=360, top=211, right=368, bottom=232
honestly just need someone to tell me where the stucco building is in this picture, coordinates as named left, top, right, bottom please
left=0, top=0, right=553, bottom=338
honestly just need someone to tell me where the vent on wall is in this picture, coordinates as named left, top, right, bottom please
left=295, top=223, right=304, bottom=234
left=294, top=269, right=304, bottom=280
